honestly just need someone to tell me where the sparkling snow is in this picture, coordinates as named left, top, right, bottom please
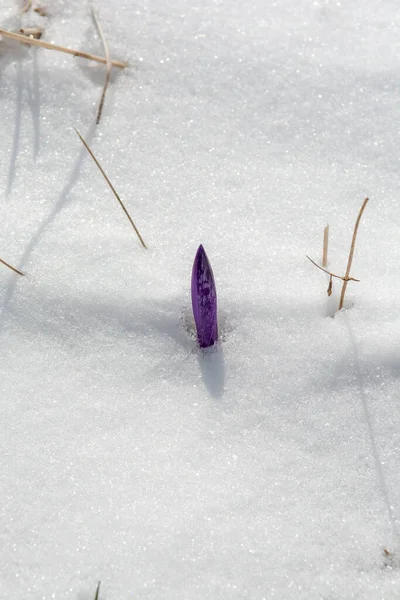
left=1, top=0, right=400, bottom=598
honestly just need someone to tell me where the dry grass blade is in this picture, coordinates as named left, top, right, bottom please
left=0, top=28, right=127, bottom=68
left=91, top=8, right=112, bottom=125
left=75, top=129, right=147, bottom=249
left=338, top=197, right=369, bottom=311
left=306, top=255, right=359, bottom=282
left=0, top=256, right=25, bottom=276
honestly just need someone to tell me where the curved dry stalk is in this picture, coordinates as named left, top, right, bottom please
left=0, top=28, right=127, bottom=68
left=306, top=255, right=359, bottom=282
left=339, top=197, right=369, bottom=310
left=75, top=129, right=147, bottom=249
left=0, top=256, right=25, bottom=276
left=91, top=8, right=112, bottom=125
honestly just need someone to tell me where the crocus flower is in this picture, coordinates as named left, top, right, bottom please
left=191, top=245, right=218, bottom=348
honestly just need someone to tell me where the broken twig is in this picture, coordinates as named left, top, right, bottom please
left=75, top=129, right=147, bottom=249
left=0, top=28, right=127, bottom=69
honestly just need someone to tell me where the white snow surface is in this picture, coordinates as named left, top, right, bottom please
left=1, top=0, right=400, bottom=598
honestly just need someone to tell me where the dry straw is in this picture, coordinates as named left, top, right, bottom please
left=75, top=129, right=147, bottom=249
left=91, top=8, right=112, bottom=125
left=308, top=198, right=369, bottom=312
left=0, top=28, right=127, bottom=69
left=338, top=197, right=369, bottom=310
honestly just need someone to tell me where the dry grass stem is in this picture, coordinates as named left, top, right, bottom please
left=91, top=8, right=112, bottom=125
left=75, top=129, right=147, bottom=249
left=322, top=224, right=329, bottom=267
left=0, top=256, right=25, bottom=276
left=338, top=197, right=369, bottom=311
left=0, top=28, right=128, bottom=68
left=306, top=255, right=359, bottom=282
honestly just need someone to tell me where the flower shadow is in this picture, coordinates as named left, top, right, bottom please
left=197, top=344, right=225, bottom=399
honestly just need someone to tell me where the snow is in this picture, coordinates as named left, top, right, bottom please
left=1, top=0, right=400, bottom=598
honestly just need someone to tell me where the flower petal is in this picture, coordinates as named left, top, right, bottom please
left=191, top=245, right=218, bottom=348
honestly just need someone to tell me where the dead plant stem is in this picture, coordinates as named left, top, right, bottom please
left=74, top=129, right=147, bottom=249
left=0, top=28, right=127, bottom=68
left=338, top=198, right=369, bottom=311
left=91, top=8, right=112, bottom=125
left=0, top=257, right=25, bottom=276
left=306, top=255, right=359, bottom=282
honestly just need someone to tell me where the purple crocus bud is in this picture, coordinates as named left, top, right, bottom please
left=191, top=244, right=218, bottom=348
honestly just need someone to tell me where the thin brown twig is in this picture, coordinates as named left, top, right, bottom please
left=0, top=28, right=128, bottom=68
left=91, top=8, right=112, bottom=125
left=0, top=256, right=25, bottom=276
left=306, top=255, right=359, bottom=282
left=338, top=197, right=369, bottom=311
left=74, top=129, right=147, bottom=249
left=322, top=224, right=329, bottom=267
